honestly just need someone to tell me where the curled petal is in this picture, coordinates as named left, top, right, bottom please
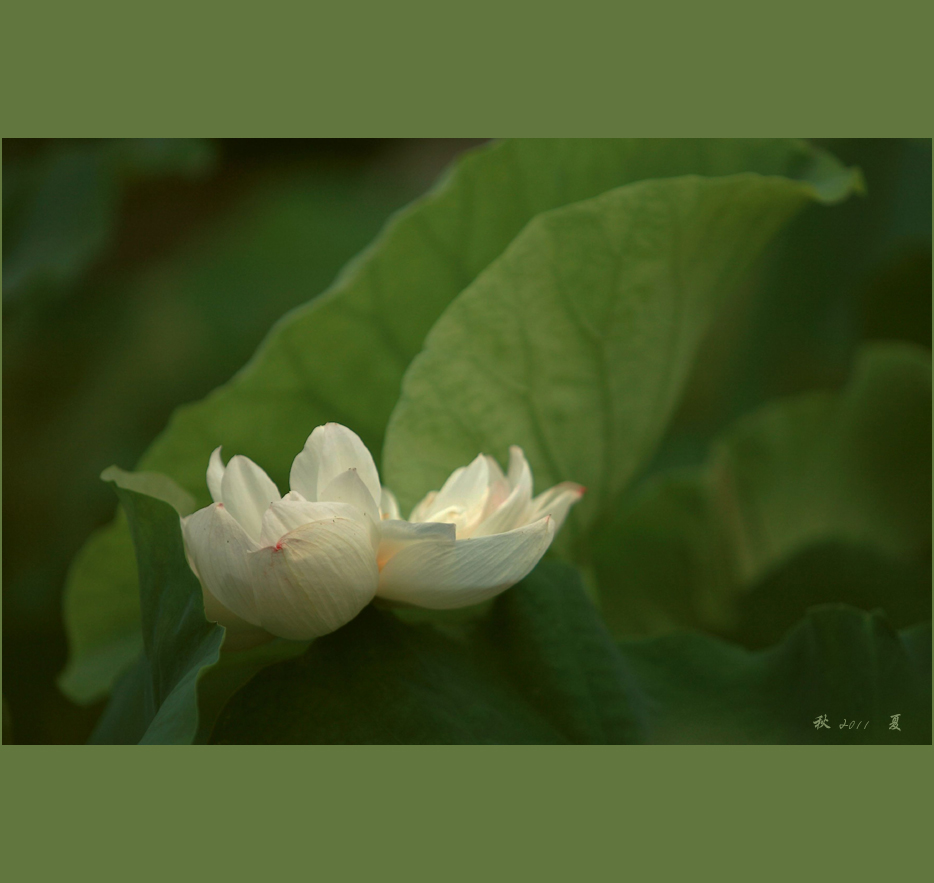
left=412, top=455, right=492, bottom=537
left=430, top=454, right=490, bottom=517
left=482, top=455, right=511, bottom=517
left=249, top=516, right=379, bottom=640
left=527, top=482, right=586, bottom=532
left=320, top=468, right=380, bottom=525
left=207, top=446, right=225, bottom=503
left=377, top=519, right=456, bottom=569
left=409, top=490, right=438, bottom=523
left=220, top=455, right=281, bottom=541
left=474, top=449, right=533, bottom=537
left=377, top=516, right=555, bottom=609
left=289, top=423, right=381, bottom=504
left=379, top=487, right=401, bottom=521
left=258, top=495, right=365, bottom=547
left=181, top=503, right=261, bottom=627
left=506, top=445, right=528, bottom=487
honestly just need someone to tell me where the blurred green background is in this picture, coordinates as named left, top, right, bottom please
left=2, top=138, right=930, bottom=743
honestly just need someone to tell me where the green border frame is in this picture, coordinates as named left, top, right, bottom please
left=3, top=747, right=930, bottom=877
left=2, top=1, right=931, bottom=879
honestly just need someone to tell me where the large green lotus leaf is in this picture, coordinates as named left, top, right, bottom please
left=482, top=562, right=646, bottom=744
left=62, top=139, right=857, bottom=703
left=595, top=342, right=931, bottom=637
left=383, top=167, right=860, bottom=535
left=88, top=469, right=224, bottom=744
left=733, top=540, right=930, bottom=650
left=210, top=562, right=642, bottom=744
left=142, top=141, right=853, bottom=498
left=59, top=471, right=195, bottom=703
left=59, top=513, right=145, bottom=702
left=210, top=561, right=928, bottom=744
left=92, top=626, right=306, bottom=745
left=140, top=140, right=857, bottom=499
left=210, top=605, right=565, bottom=745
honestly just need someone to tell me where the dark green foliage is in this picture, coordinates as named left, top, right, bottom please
left=212, top=562, right=929, bottom=745
left=622, top=608, right=930, bottom=745
left=90, top=472, right=223, bottom=744
left=595, top=343, right=931, bottom=639
left=484, top=563, right=646, bottom=744
left=212, top=605, right=565, bottom=745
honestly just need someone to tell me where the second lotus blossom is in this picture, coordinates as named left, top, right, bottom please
left=181, top=423, right=584, bottom=645
left=378, top=446, right=584, bottom=608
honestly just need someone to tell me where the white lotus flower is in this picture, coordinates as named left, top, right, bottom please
left=182, top=422, right=584, bottom=647
left=181, top=423, right=388, bottom=647
left=375, top=446, right=585, bottom=609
